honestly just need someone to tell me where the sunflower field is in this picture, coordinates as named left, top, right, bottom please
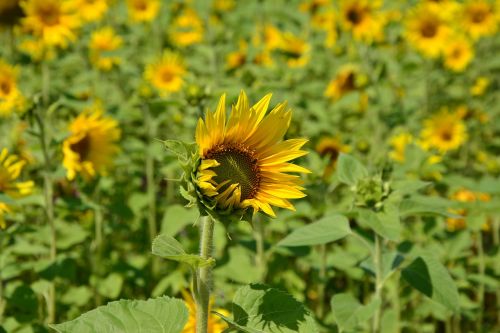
left=1, top=0, right=500, bottom=332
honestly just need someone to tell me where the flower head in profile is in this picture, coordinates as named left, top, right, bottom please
left=316, top=136, right=350, bottom=178
left=324, top=65, right=363, bottom=101
left=339, top=0, right=387, bottom=43
left=144, top=51, right=186, bottom=96
left=169, top=8, right=204, bottom=47
left=69, top=0, right=107, bottom=22
left=20, top=0, right=80, bottom=48
left=181, top=290, right=228, bottom=333
left=461, top=0, right=497, bottom=40
left=0, top=60, right=25, bottom=117
left=89, top=26, right=123, bottom=71
left=405, top=3, right=451, bottom=58
left=62, top=105, right=121, bottom=181
left=443, top=36, right=474, bottom=72
left=419, top=108, right=467, bottom=153
left=193, top=92, right=309, bottom=218
left=127, top=0, right=160, bottom=22
left=0, top=148, right=34, bottom=229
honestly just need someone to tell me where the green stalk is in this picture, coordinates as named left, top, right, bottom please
left=476, top=230, right=485, bottom=332
left=317, top=243, right=327, bottom=319
left=493, top=218, right=500, bottom=327
left=94, top=201, right=103, bottom=306
left=143, top=104, right=159, bottom=277
left=194, top=216, right=215, bottom=333
left=253, top=215, right=267, bottom=282
left=35, top=108, right=56, bottom=324
left=372, top=234, right=383, bottom=333
left=0, top=232, right=4, bottom=324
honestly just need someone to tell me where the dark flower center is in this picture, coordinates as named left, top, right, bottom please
left=346, top=7, right=364, bottom=25
left=70, top=134, right=91, bottom=161
left=0, top=80, right=11, bottom=95
left=420, top=21, right=438, bottom=38
left=206, top=145, right=260, bottom=200
left=440, top=129, right=453, bottom=141
left=471, top=9, right=487, bottom=23
left=38, top=4, right=61, bottom=26
left=161, top=69, right=175, bottom=83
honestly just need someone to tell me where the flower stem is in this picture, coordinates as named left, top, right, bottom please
left=143, top=104, right=159, bottom=277
left=194, top=216, right=215, bottom=333
left=0, top=232, right=4, bottom=324
left=317, top=243, right=327, bottom=319
left=476, top=230, right=485, bottom=332
left=372, top=234, right=383, bottom=333
left=35, top=105, right=56, bottom=324
left=253, top=215, right=267, bottom=282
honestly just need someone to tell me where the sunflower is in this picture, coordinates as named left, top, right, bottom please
left=316, top=136, right=350, bottom=177
left=0, top=148, right=34, bottom=229
left=405, top=3, right=451, bottom=58
left=226, top=40, right=247, bottom=70
left=0, top=59, right=25, bottom=117
left=339, top=0, right=386, bottom=43
left=181, top=290, right=228, bottom=333
left=0, top=0, right=23, bottom=27
left=255, top=24, right=283, bottom=51
left=278, top=32, right=310, bottom=68
left=311, top=9, right=337, bottom=48
left=446, top=189, right=491, bottom=231
left=324, top=65, right=362, bottom=101
left=461, top=0, right=497, bottom=40
left=419, top=109, right=467, bottom=153
left=470, top=76, right=490, bottom=96
left=127, top=0, right=160, bottom=22
left=170, top=8, right=204, bottom=47
left=194, top=92, right=309, bottom=218
left=69, top=0, right=107, bottom=22
left=144, top=51, right=186, bottom=96
left=389, top=132, right=413, bottom=163
left=62, top=106, right=121, bottom=181
left=443, top=36, right=474, bottom=72
left=20, top=0, right=80, bottom=48
left=89, top=26, right=123, bottom=71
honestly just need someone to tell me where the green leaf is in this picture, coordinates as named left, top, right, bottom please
left=331, top=293, right=380, bottom=332
left=277, top=214, right=351, bottom=247
left=225, top=284, right=318, bottom=333
left=399, top=196, right=456, bottom=218
left=50, top=296, right=188, bottom=333
left=152, top=234, right=214, bottom=268
left=391, top=180, right=431, bottom=196
left=337, top=154, right=368, bottom=186
left=96, top=273, right=123, bottom=299
left=360, top=251, right=405, bottom=280
left=357, top=204, right=401, bottom=241
left=401, top=255, right=460, bottom=312
left=161, top=140, right=196, bottom=161
left=161, top=204, right=198, bottom=237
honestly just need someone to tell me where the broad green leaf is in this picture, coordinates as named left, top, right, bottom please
left=331, top=293, right=380, bottom=332
left=50, top=296, right=188, bottom=333
left=152, top=234, right=214, bottom=268
left=391, top=180, right=431, bottom=196
left=401, top=255, right=459, bottom=312
left=97, top=273, right=123, bottom=299
left=161, top=204, right=198, bottom=237
left=225, top=284, right=318, bottom=333
left=357, top=204, right=401, bottom=241
left=360, top=251, right=405, bottom=280
left=277, top=214, right=351, bottom=247
left=337, top=154, right=368, bottom=186
left=399, top=196, right=456, bottom=218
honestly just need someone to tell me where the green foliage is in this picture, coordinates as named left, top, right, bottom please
left=50, top=297, right=188, bottom=333
left=152, top=233, right=215, bottom=268
left=331, top=293, right=380, bottom=332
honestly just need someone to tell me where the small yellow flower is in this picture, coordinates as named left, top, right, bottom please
left=324, top=65, right=360, bottom=101
left=299, top=0, right=329, bottom=14
left=389, top=132, right=413, bottom=163
left=127, top=0, right=160, bottom=23
left=419, top=108, right=467, bottom=153
left=170, top=8, right=204, bottom=47
left=256, top=24, right=284, bottom=51
left=181, top=290, right=228, bottom=333
left=0, top=59, right=25, bottom=117
left=144, top=51, right=186, bottom=96
left=443, top=36, right=474, bottom=72
left=19, top=38, right=56, bottom=62
left=0, top=148, right=34, bottom=229
left=20, top=0, right=80, bottom=48
left=89, top=26, right=123, bottom=71
left=470, top=76, right=490, bottom=96
left=316, top=136, right=350, bottom=177
left=446, top=189, right=491, bottom=231
left=339, top=0, right=387, bottom=43
left=62, top=106, right=121, bottom=181
left=461, top=0, right=498, bottom=40
left=312, top=9, right=337, bottom=48
left=279, top=32, right=310, bottom=68
left=195, top=92, right=309, bottom=217
left=212, top=0, right=235, bottom=12
left=69, top=0, right=107, bottom=22
left=405, top=3, right=451, bottom=58
left=226, top=40, right=247, bottom=70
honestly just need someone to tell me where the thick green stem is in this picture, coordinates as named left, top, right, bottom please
left=42, top=62, right=50, bottom=106
left=144, top=105, right=159, bottom=277
left=0, top=232, right=4, bottom=324
left=493, top=218, right=500, bottom=327
left=35, top=107, right=56, bottom=324
left=372, top=234, right=383, bottom=333
left=477, top=231, right=485, bottom=332
left=194, top=216, right=215, bottom=333
left=317, top=243, right=327, bottom=319
left=94, top=203, right=103, bottom=306
left=253, top=215, right=267, bottom=282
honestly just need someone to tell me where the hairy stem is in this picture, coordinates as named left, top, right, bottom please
left=477, top=231, right=485, bottom=332
left=194, top=216, right=215, bottom=333
left=317, top=243, right=327, bottom=319
left=253, top=215, right=267, bottom=282
left=372, top=234, right=383, bottom=333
